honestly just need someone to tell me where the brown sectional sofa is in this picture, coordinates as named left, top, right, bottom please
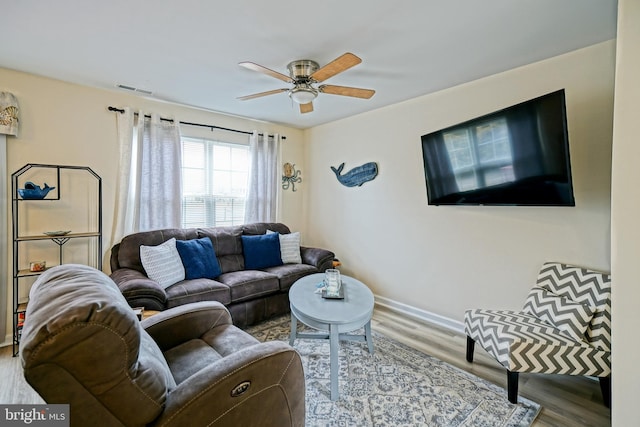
left=110, top=222, right=335, bottom=327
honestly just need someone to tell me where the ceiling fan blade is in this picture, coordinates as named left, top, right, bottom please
left=237, top=88, right=288, bottom=101
left=310, top=53, right=362, bottom=83
left=300, top=102, right=314, bottom=114
left=319, top=84, right=375, bottom=99
left=239, top=62, right=293, bottom=83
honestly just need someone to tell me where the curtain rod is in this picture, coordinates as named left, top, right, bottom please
left=107, top=106, right=285, bottom=140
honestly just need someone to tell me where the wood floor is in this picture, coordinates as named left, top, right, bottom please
left=371, top=306, right=611, bottom=427
left=0, top=306, right=611, bottom=426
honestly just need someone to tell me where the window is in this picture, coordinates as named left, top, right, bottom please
left=443, top=117, right=514, bottom=191
left=181, top=137, right=250, bottom=228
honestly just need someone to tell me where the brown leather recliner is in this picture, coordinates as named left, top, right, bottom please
left=20, top=264, right=305, bottom=427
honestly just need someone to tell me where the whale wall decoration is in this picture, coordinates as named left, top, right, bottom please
left=331, top=162, right=378, bottom=187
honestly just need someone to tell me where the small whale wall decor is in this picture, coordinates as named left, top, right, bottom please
left=331, top=162, right=378, bottom=187
left=18, top=181, right=56, bottom=199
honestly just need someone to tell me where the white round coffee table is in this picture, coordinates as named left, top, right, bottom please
left=288, top=273, right=374, bottom=401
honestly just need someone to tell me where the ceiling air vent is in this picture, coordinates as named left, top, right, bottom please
left=116, top=84, right=153, bottom=95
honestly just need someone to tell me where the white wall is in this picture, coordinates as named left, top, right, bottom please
left=611, top=0, right=640, bottom=425
left=1, top=68, right=307, bottom=344
left=305, top=41, right=615, bottom=323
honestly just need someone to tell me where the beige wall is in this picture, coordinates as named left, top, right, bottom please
left=611, top=0, right=640, bottom=425
left=1, top=68, right=306, bottom=342
left=2, top=36, right=625, bottom=414
left=304, top=41, right=615, bottom=324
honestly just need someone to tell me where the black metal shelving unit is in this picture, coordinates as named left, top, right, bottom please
left=11, top=164, right=102, bottom=356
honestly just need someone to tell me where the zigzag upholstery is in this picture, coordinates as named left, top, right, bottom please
left=535, top=262, right=611, bottom=351
left=522, top=287, right=596, bottom=342
left=464, top=262, right=611, bottom=406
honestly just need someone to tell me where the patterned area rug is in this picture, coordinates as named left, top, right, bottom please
left=245, top=315, right=540, bottom=427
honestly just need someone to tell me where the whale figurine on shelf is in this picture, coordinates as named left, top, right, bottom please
left=331, top=162, right=378, bottom=187
left=18, top=181, right=56, bottom=199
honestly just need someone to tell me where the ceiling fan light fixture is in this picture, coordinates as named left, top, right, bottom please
left=239, top=53, right=374, bottom=112
left=289, top=85, right=318, bottom=104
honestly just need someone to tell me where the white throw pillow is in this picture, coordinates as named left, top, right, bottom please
left=267, top=230, right=302, bottom=264
left=139, top=238, right=185, bottom=289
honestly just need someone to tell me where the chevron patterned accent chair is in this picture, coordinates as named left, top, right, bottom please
left=464, top=262, right=611, bottom=407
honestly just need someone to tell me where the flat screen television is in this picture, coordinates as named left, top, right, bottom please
left=420, top=89, right=575, bottom=206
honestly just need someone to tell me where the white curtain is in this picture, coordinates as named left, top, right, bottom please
left=111, top=109, right=182, bottom=244
left=244, top=131, right=281, bottom=223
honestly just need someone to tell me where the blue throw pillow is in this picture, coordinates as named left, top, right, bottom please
left=175, top=237, right=222, bottom=279
left=242, top=233, right=283, bottom=270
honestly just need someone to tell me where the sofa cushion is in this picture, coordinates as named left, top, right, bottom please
left=262, top=263, right=318, bottom=291
left=165, top=278, right=231, bottom=309
left=197, top=226, right=243, bottom=256
left=241, top=233, right=283, bottom=270
left=522, top=287, right=596, bottom=342
left=216, top=270, right=279, bottom=303
left=175, top=237, right=222, bottom=279
left=197, top=226, right=244, bottom=273
left=118, top=228, right=199, bottom=273
left=139, top=238, right=185, bottom=288
left=279, top=232, right=302, bottom=264
left=267, top=230, right=302, bottom=264
left=242, top=222, right=291, bottom=235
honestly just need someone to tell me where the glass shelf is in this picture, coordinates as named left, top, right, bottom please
left=16, top=232, right=100, bottom=241
left=11, top=164, right=102, bottom=356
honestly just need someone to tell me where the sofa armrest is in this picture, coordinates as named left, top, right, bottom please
left=141, top=301, right=232, bottom=350
left=156, top=341, right=305, bottom=427
left=300, top=246, right=335, bottom=272
left=109, top=242, right=122, bottom=272
left=109, top=268, right=167, bottom=310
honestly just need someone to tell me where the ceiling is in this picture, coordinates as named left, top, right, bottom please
left=2, top=1, right=617, bottom=129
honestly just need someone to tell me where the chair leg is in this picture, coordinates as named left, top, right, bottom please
left=507, top=371, right=519, bottom=404
left=599, top=376, right=611, bottom=408
left=466, top=336, right=475, bottom=363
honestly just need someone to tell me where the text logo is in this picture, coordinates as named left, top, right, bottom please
left=0, top=405, right=69, bottom=426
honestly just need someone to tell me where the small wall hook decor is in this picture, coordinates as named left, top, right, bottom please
left=282, top=162, right=302, bottom=191
left=0, top=92, right=19, bottom=136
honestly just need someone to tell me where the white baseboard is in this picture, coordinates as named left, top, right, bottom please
left=1, top=333, right=12, bottom=348
left=0, top=298, right=465, bottom=348
left=374, top=295, right=465, bottom=334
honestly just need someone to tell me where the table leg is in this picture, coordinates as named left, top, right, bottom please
left=330, top=323, right=339, bottom=401
left=289, top=312, right=297, bottom=346
left=364, top=320, right=374, bottom=355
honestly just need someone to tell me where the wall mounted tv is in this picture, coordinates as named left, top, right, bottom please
left=421, top=89, right=575, bottom=206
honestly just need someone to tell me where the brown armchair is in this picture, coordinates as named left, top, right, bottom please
left=20, top=264, right=305, bottom=427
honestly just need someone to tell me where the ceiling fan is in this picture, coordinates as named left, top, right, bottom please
left=237, top=52, right=375, bottom=114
